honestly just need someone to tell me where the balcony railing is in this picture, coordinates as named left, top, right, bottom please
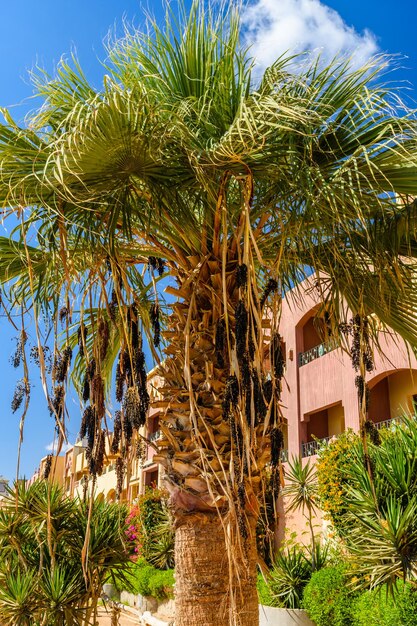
left=300, top=417, right=412, bottom=457
left=301, top=435, right=335, bottom=458
left=148, top=430, right=161, bottom=443
left=374, top=417, right=398, bottom=431
left=298, top=341, right=336, bottom=367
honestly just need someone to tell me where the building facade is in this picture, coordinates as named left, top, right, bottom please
left=280, top=282, right=417, bottom=460
left=28, top=375, right=163, bottom=505
left=278, top=280, right=417, bottom=538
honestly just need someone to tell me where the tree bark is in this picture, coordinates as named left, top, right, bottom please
left=174, top=512, right=259, bottom=626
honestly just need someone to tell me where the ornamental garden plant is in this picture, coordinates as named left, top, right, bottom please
left=115, top=488, right=175, bottom=603
left=0, top=481, right=131, bottom=626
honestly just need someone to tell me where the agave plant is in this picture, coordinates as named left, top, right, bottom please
left=1, top=1, right=417, bottom=624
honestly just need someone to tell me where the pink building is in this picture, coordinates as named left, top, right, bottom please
left=280, top=283, right=417, bottom=460
left=278, top=280, right=417, bottom=536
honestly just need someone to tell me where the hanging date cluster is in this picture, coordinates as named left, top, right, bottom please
left=220, top=265, right=284, bottom=536
left=77, top=316, right=109, bottom=478
left=340, top=314, right=380, bottom=445
left=113, top=304, right=150, bottom=496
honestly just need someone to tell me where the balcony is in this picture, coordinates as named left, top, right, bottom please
left=301, top=435, right=335, bottom=458
left=298, top=341, right=336, bottom=367
left=301, top=417, right=406, bottom=457
left=374, top=416, right=403, bottom=431
left=148, top=430, right=161, bottom=443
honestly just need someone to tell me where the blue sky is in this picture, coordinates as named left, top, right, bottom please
left=0, top=0, right=416, bottom=482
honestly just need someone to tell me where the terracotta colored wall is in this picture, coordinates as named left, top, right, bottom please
left=279, top=278, right=417, bottom=462
left=278, top=277, right=417, bottom=543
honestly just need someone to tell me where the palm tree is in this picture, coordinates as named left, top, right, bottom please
left=1, top=2, right=417, bottom=624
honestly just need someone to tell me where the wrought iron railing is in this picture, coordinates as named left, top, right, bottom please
left=374, top=417, right=397, bottom=431
left=148, top=430, right=161, bottom=442
left=301, top=435, right=335, bottom=458
left=298, top=341, right=337, bottom=367
left=301, top=417, right=410, bottom=457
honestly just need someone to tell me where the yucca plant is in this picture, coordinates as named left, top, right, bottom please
left=1, top=1, right=417, bottom=624
left=319, top=417, right=417, bottom=590
left=0, top=481, right=130, bottom=626
left=0, top=570, right=39, bottom=626
left=145, top=500, right=175, bottom=570
left=283, top=457, right=319, bottom=568
left=264, top=543, right=330, bottom=609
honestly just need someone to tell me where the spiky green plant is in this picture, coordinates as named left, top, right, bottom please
left=283, top=456, right=319, bottom=568
left=318, top=417, right=417, bottom=590
left=0, top=481, right=131, bottom=626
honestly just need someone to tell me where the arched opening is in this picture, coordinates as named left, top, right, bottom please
left=368, top=378, right=390, bottom=424
left=302, top=316, right=324, bottom=352
left=297, top=306, right=335, bottom=367
left=106, top=489, right=116, bottom=503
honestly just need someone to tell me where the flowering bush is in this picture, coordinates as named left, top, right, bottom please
left=125, top=505, right=144, bottom=558
left=125, top=488, right=174, bottom=569
left=316, top=429, right=359, bottom=530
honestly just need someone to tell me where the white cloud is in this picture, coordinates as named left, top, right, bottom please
left=241, top=0, right=378, bottom=73
left=45, top=441, right=72, bottom=453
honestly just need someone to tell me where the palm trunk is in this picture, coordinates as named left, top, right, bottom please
left=174, top=512, right=259, bottom=626
left=152, top=253, right=281, bottom=626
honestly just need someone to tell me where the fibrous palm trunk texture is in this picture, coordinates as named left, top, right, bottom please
left=152, top=253, right=284, bottom=626
left=175, top=513, right=258, bottom=626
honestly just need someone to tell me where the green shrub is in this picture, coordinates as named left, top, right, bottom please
left=257, top=573, right=273, bottom=606
left=397, top=582, right=417, bottom=626
left=352, top=581, right=417, bottom=626
left=133, top=562, right=156, bottom=597
left=148, top=569, right=175, bottom=600
left=316, top=430, right=359, bottom=530
left=303, top=566, right=355, bottom=626
left=352, top=587, right=399, bottom=626
left=114, top=559, right=174, bottom=600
